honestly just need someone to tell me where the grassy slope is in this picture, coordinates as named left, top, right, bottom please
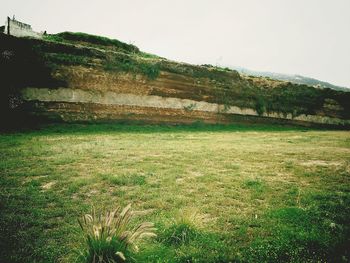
left=0, top=123, right=349, bottom=262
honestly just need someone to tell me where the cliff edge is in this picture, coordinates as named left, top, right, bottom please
left=1, top=32, right=349, bottom=128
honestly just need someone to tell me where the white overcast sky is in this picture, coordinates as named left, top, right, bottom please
left=2, top=0, right=350, bottom=88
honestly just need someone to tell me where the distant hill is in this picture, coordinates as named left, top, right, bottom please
left=231, top=67, right=350, bottom=92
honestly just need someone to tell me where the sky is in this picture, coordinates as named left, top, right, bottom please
left=2, top=0, right=350, bottom=88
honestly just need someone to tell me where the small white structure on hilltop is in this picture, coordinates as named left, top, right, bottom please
left=4, top=16, right=43, bottom=39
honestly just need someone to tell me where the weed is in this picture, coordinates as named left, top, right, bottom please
left=76, top=204, right=156, bottom=263
left=183, top=103, right=197, bottom=112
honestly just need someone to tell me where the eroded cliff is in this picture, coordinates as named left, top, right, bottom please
left=1, top=32, right=349, bottom=128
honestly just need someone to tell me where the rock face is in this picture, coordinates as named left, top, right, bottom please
left=20, top=87, right=350, bottom=126
left=1, top=32, right=350, bottom=128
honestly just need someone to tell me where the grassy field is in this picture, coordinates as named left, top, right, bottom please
left=0, top=123, right=349, bottom=262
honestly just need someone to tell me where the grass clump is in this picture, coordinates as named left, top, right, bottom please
left=76, top=204, right=156, bottom=263
left=160, top=210, right=202, bottom=246
left=162, top=222, right=198, bottom=246
left=244, top=179, right=265, bottom=192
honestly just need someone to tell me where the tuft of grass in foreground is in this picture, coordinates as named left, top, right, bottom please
left=76, top=204, right=156, bottom=263
left=0, top=123, right=349, bottom=262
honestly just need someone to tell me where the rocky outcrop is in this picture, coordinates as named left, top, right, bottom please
left=1, top=33, right=350, bottom=128
left=21, top=87, right=350, bottom=126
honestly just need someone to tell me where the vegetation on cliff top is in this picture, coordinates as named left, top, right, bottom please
left=44, top=31, right=140, bottom=53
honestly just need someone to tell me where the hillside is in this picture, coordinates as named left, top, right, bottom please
left=1, top=31, right=350, bottom=128
left=233, top=67, right=350, bottom=92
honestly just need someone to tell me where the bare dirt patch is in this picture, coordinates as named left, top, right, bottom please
left=41, top=181, right=56, bottom=190
left=300, top=160, right=343, bottom=167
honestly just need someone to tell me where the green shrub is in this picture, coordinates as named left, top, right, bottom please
left=103, top=55, right=160, bottom=80
left=139, top=62, right=160, bottom=80
left=255, top=96, right=266, bottom=116
left=77, top=204, right=156, bottom=263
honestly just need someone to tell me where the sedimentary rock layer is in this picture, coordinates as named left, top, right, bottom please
left=21, top=87, right=350, bottom=126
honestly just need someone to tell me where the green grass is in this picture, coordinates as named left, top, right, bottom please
left=0, top=123, right=349, bottom=262
left=44, top=32, right=140, bottom=53
left=103, top=54, right=160, bottom=80
left=41, top=32, right=160, bottom=80
left=44, top=53, right=92, bottom=66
